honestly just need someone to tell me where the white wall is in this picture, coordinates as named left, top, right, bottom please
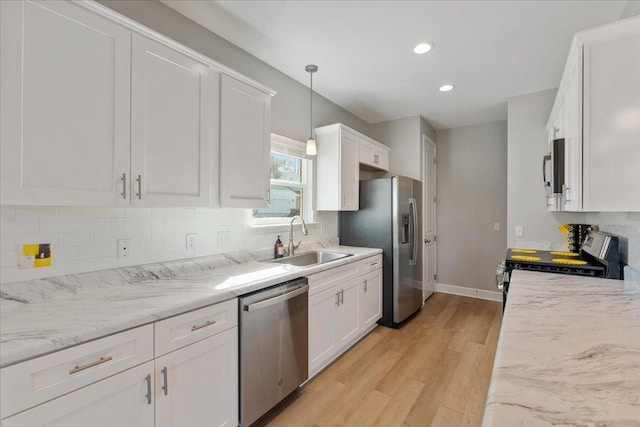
left=435, top=121, right=508, bottom=291
left=369, top=115, right=436, bottom=181
left=621, top=0, right=640, bottom=19
left=506, top=90, right=587, bottom=249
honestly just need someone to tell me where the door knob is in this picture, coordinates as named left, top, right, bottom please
left=424, top=239, right=431, bottom=244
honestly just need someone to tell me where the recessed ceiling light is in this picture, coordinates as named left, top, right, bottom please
left=413, top=42, right=433, bottom=54
left=439, top=84, right=455, bottom=92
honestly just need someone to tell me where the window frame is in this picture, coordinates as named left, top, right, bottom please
left=251, top=134, right=314, bottom=226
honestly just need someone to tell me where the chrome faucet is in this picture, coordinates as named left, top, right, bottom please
left=288, top=215, right=309, bottom=256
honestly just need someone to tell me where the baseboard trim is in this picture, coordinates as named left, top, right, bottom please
left=435, top=283, right=502, bottom=302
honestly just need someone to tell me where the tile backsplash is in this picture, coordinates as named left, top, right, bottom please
left=587, top=212, right=640, bottom=270
left=0, top=206, right=337, bottom=284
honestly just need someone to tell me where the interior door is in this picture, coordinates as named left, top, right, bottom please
left=422, top=136, right=436, bottom=300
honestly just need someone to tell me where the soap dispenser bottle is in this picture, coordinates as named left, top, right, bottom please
left=274, top=235, right=282, bottom=259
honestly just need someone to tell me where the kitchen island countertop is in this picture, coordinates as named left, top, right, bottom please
left=0, top=241, right=381, bottom=368
left=482, top=270, right=640, bottom=426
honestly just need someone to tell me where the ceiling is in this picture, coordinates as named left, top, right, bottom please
left=162, top=1, right=626, bottom=130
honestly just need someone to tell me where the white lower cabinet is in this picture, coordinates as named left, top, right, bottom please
left=308, top=256, right=383, bottom=376
left=2, top=361, right=155, bottom=427
left=308, top=286, right=340, bottom=374
left=359, top=269, right=383, bottom=330
left=154, top=327, right=238, bottom=427
left=1, top=301, right=238, bottom=427
left=337, top=278, right=361, bottom=348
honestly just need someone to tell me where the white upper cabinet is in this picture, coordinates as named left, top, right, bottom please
left=0, top=0, right=274, bottom=209
left=0, top=0, right=131, bottom=206
left=131, top=34, right=216, bottom=207
left=582, top=19, right=640, bottom=211
left=219, top=75, right=272, bottom=208
left=358, top=139, right=390, bottom=171
left=316, top=124, right=389, bottom=211
left=547, top=16, right=640, bottom=212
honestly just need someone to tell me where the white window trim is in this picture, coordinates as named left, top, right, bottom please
left=251, top=134, right=315, bottom=227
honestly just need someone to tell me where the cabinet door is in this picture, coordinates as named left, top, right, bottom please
left=562, top=46, right=583, bottom=212
left=2, top=362, right=154, bottom=427
left=154, top=327, right=238, bottom=427
left=583, top=30, right=640, bottom=211
left=131, top=34, right=215, bottom=207
left=337, top=278, right=360, bottom=348
left=339, top=132, right=359, bottom=211
left=359, top=269, right=382, bottom=330
left=220, top=75, right=271, bottom=208
left=0, top=0, right=131, bottom=206
left=309, top=286, right=339, bottom=374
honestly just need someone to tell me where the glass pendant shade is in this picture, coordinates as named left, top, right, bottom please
left=306, top=138, right=317, bottom=156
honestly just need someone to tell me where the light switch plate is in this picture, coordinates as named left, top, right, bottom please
left=117, top=239, right=131, bottom=259
left=493, top=222, right=501, bottom=231
left=515, top=226, right=524, bottom=237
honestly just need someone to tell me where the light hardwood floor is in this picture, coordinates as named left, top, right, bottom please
left=255, top=293, right=502, bottom=427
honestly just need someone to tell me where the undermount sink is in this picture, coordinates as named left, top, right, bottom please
left=266, top=251, right=352, bottom=267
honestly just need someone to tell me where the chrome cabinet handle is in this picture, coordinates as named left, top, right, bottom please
left=335, top=292, right=340, bottom=306
left=191, top=320, right=216, bottom=331
left=145, top=374, right=152, bottom=405
left=121, top=173, right=126, bottom=199
left=373, top=154, right=379, bottom=164
left=340, top=290, right=344, bottom=305
left=267, top=189, right=271, bottom=205
left=363, top=279, right=368, bottom=292
left=136, top=174, right=142, bottom=199
left=161, top=366, right=168, bottom=396
left=69, top=356, right=113, bottom=375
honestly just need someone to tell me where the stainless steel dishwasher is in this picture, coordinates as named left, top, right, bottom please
left=239, top=277, right=309, bottom=427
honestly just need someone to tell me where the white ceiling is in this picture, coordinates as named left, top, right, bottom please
left=162, top=0, right=626, bottom=130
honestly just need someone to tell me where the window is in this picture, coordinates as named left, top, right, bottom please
left=252, top=134, right=313, bottom=224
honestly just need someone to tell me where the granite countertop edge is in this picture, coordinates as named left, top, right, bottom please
left=0, top=244, right=382, bottom=368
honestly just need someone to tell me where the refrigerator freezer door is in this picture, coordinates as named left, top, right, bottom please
left=393, top=177, right=422, bottom=324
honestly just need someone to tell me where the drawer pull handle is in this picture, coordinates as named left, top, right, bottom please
left=191, top=320, right=216, bottom=331
left=370, top=262, right=378, bottom=266
left=145, top=374, right=152, bottom=405
left=161, top=366, right=169, bottom=396
left=69, top=356, right=113, bottom=374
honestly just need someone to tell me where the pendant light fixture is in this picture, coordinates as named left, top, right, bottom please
left=305, top=64, right=318, bottom=156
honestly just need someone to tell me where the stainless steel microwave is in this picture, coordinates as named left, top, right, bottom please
left=543, top=138, right=564, bottom=197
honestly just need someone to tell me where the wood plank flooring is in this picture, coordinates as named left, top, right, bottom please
left=255, top=293, right=502, bottom=427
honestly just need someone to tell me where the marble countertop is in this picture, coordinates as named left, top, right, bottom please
left=0, top=241, right=381, bottom=368
left=482, top=270, right=640, bottom=426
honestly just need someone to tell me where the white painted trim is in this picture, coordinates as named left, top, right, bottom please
left=435, top=282, right=502, bottom=302
left=74, top=0, right=276, bottom=96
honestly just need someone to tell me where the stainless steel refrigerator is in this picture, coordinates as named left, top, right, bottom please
left=339, top=176, right=423, bottom=327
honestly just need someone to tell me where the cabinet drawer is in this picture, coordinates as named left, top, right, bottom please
left=0, top=324, right=153, bottom=419
left=360, top=255, right=383, bottom=274
left=154, top=299, right=238, bottom=357
left=307, top=261, right=360, bottom=296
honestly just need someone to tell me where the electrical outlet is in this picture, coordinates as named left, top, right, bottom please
left=117, top=239, right=131, bottom=259
left=186, top=233, right=196, bottom=254
left=515, top=226, right=524, bottom=237
left=493, top=222, right=501, bottom=231
left=217, top=231, right=230, bottom=248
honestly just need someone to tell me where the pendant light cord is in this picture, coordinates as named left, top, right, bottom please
left=309, top=71, right=313, bottom=139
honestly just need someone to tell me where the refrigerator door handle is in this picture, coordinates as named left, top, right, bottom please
left=409, top=198, right=418, bottom=266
